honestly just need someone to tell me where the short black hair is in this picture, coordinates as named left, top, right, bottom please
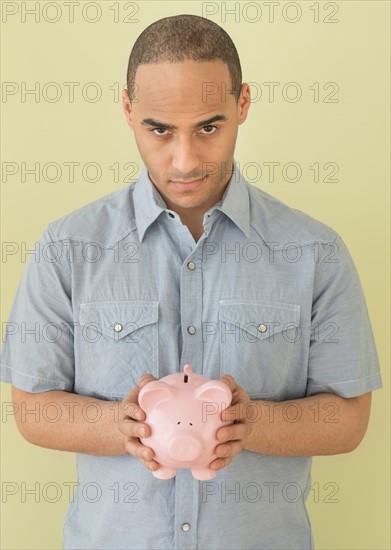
left=126, top=14, right=242, bottom=104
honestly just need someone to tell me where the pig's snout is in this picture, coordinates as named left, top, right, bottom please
left=168, top=436, right=203, bottom=462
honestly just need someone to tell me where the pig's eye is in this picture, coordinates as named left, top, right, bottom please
left=189, top=423, right=193, bottom=426
left=177, top=421, right=180, bottom=424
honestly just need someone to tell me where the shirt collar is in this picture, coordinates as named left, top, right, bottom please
left=134, top=158, right=251, bottom=243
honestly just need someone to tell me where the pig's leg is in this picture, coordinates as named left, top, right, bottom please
left=152, top=466, right=177, bottom=479
left=191, top=467, right=217, bottom=481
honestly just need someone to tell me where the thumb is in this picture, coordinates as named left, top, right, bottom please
left=138, top=373, right=158, bottom=388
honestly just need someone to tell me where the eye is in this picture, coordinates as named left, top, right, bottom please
left=150, top=125, right=218, bottom=137
left=200, top=125, right=217, bottom=134
left=151, top=128, right=170, bottom=136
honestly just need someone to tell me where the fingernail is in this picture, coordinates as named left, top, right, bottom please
left=142, top=450, right=150, bottom=459
left=139, top=427, right=146, bottom=437
left=219, top=445, right=227, bottom=457
left=217, top=430, right=226, bottom=441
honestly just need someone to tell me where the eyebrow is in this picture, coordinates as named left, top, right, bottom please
left=141, top=114, right=228, bottom=130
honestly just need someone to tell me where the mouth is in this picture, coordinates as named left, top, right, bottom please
left=171, top=176, right=206, bottom=191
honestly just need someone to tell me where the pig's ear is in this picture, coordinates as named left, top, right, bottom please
left=195, top=381, right=232, bottom=406
left=138, top=381, right=176, bottom=413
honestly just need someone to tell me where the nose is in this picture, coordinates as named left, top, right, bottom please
left=171, top=138, right=199, bottom=177
left=169, top=436, right=203, bottom=462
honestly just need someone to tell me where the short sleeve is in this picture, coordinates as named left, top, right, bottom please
left=0, top=226, right=75, bottom=392
left=306, top=233, right=383, bottom=398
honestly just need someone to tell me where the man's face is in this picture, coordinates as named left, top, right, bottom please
left=122, top=60, right=250, bottom=215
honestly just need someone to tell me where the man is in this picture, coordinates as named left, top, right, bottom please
left=1, top=14, right=383, bottom=550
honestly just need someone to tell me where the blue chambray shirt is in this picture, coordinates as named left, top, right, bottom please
left=1, top=158, right=383, bottom=549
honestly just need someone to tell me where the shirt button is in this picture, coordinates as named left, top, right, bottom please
left=181, top=523, right=191, bottom=532
left=187, top=261, right=196, bottom=270
left=187, top=326, right=196, bottom=335
left=113, top=323, right=123, bottom=332
left=257, top=324, right=267, bottom=333
left=168, top=212, right=175, bottom=218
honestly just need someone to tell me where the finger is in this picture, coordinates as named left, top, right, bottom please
left=124, top=436, right=155, bottom=461
left=219, top=374, right=236, bottom=389
left=214, top=439, right=244, bottom=459
left=140, top=457, right=160, bottom=471
left=219, top=376, right=248, bottom=405
left=222, top=399, right=252, bottom=422
left=118, top=419, right=150, bottom=438
left=120, top=376, right=157, bottom=420
left=209, top=456, right=232, bottom=471
left=124, top=437, right=160, bottom=471
left=120, top=398, right=145, bottom=422
left=136, top=376, right=158, bottom=412
left=138, top=374, right=158, bottom=387
left=221, top=402, right=244, bottom=422
left=216, top=421, right=248, bottom=443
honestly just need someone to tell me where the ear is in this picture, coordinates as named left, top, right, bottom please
left=237, top=82, right=251, bottom=125
left=195, top=380, right=232, bottom=409
left=122, top=88, right=133, bottom=130
left=138, top=381, right=176, bottom=413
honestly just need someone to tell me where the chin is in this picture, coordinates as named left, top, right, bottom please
left=172, top=197, right=206, bottom=209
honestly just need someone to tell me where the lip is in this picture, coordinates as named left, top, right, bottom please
left=171, top=177, right=205, bottom=190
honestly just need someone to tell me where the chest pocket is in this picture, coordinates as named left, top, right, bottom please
left=79, top=300, right=159, bottom=397
left=218, top=299, right=300, bottom=399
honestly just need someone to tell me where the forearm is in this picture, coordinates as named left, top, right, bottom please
left=243, top=393, right=362, bottom=456
left=13, top=390, right=126, bottom=456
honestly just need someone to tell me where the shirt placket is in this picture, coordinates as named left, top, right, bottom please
left=174, top=469, right=200, bottom=549
left=165, top=210, right=215, bottom=549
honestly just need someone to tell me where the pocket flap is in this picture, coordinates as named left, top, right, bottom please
left=218, top=299, right=300, bottom=341
left=79, top=300, right=159, bottom=340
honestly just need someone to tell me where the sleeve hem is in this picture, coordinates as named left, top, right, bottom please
left=1, top=363, right=73, bottom=393
left=306, top=371, right=383, bottom=398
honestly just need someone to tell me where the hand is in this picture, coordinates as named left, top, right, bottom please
left=118, top=373, right=161, bottom=472
left=210, top=374, right=253, bottom=471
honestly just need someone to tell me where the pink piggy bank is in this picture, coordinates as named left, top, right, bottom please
left=138, top=364, right=233, bottom=480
